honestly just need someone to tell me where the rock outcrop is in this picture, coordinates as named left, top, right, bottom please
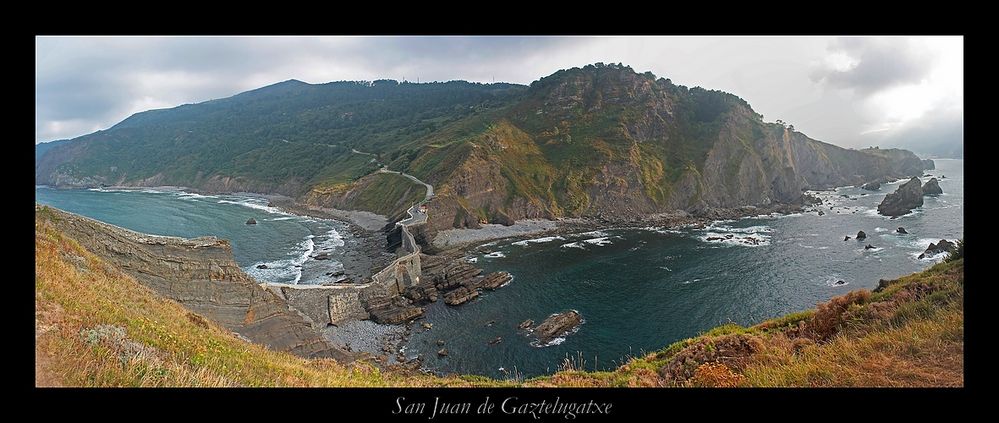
left=366, top=296, right=424, bottom=324
left=861, top=181, right=881, bottom=191
left=878, top=177, right=924, bottom=217
left=477, top=272, right=513, bottom=290
left=922, top=159, right=935, bottom=170
left=532, top=310, right=583, bottom=345
left=443, top=286, right=479, bottom=306
left=922, top=178, right=943, bottom=196
left=37, top=206, right=350, bottom=361
left=919, top=239, right=957, bottom=259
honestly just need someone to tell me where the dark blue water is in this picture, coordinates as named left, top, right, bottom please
left=34, top=160, right=963, bottom=378
left=34, top=187, right=350, bottom=285
left=406, top=159, right=964, bottom=378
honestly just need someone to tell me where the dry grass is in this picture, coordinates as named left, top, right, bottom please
left=34, top=214, right=510, bottom=387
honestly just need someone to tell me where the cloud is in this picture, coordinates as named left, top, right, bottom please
left=811, top=37, right=935, bottom=96
left=862, top=106, right=963, bottom=158
left=35, top=36, right=961, bottom=153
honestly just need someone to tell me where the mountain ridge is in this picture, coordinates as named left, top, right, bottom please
left=36, top=63, right=930, bottom=233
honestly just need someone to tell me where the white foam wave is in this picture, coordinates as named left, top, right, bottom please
left=484, top=251, right=506, bottom=258
left=511, top=235, right=566, bottom=247
left=316, top=227, right=345, bottom=252
left=466, top=257, right=478, bottom=263
left=245, top=235, right=315, bottom=284
left=821, top=275, right=849, bottom=287
left=578, top=230, right=609, bottom=238
left=582, top=237, right=613, bottom=246
left=217, top=198, right=291, bottom=216
left=177, top=192, right=216, bottom=201
left=560, top=241, right=586, bottom=249
left=641, top=226, right=685, bottom=235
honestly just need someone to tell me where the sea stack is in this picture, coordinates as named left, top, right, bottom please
left=878, top=177, right=923, bottom=217
left=922, top=178, right=943, bottom=196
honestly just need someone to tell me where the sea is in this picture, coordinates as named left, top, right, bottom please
left=35, top=159, right=963, bottom=378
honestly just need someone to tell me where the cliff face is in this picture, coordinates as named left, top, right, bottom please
left=36, top=205, right=351, bottom=361
left=407, top=65, right=930, bottom=232
left=36, top=64, right=929, bottom=235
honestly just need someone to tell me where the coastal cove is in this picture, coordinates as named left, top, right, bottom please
left=34, top=159, right=963, bottom=378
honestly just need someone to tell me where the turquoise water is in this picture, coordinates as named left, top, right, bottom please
left=34, top=187, right=350, bottom=285
left=34, top=160, right=963, bottom=378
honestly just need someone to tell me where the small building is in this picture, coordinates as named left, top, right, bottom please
left=419, top=204, right=428, bottom=213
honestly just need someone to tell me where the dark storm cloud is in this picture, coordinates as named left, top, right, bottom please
left=811, top=37, right=935, bottom=96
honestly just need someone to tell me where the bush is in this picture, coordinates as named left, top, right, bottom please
left=946, top=239, right=964, bottom=262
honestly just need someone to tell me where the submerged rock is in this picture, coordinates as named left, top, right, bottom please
left=865, top=244, right=876, bottom=250
left=919, top=239, right=957, bottom=259
left=834, top=280, right=847, bottom=286
left=245, top=218, right=257, bottom=225
left=922, top=178, right=943, bottom=196
left=256, top=264, right=268, bottom=269
left=533, top=310, right=583, bottom=345
left=488, top=336, right=502, bottom=345
left=878, top=177, right=923, bottom=217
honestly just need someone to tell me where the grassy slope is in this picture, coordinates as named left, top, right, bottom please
left=34, top=211, right=500, bottom=387
left=35, top=208, right=963, bottom=387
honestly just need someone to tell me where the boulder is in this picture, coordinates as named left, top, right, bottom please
left=861, top=181, right=881, bottom=191
left=896, top=227, right=908, bottom=234
left=313, top=252, right=331, bottom=260
left=856, top=231, right=867, bottom=240
left=518, top=319, right=534, bottom=329
left=437, top=348, right=448, bottom=357
left=256, top=264, right=268, bottom=269
left=833, top=280, right=847, bottom=286
left=918, top=239, right=957, bottom=259
left=493, top=210, right=515, bottom=226
left=488, top=336, right=502, bottom=345
left=877, top=177, right=923, bottom=217
left=436, top=339, right=445, bottom=346
left=245, top=218, right=257, bottom=225
left=844, top=236, right=851, bottom=241
left=865, top=244, right=876, bottom=250
left=532, top=310, right=583, bottom=345
left=922, top=178, right=943, bottom=196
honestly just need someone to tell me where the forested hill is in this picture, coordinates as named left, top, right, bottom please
left=35, top=79, right=526, bottom=195
left=36, top=64, right=929, bottom=229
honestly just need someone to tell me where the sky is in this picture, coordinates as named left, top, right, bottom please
left=35, top=36, right=963, bottom=155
